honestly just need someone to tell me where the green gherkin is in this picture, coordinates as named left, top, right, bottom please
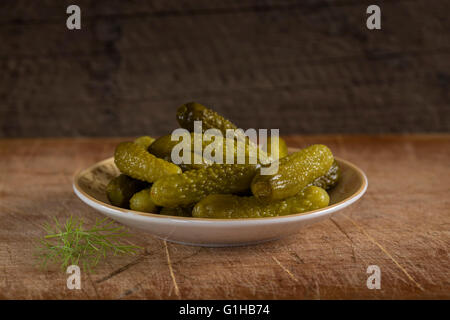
left=148, top=134, right=213, bottom=170
left=150, top=164, right=258, bottom=208
left=114, top=142, right=181, bottom=183
left=175, top=102, right=272, bottom=164
left=148, top=133, right=268, bottom=168
left=106, top=174, right=148, bottom=208
left=147, top=134, right=178, bottom=161
left=129, top=188, right=159, bottom=213
left=251, top=144, right=334, bottom=202
left=133, top=136, right=155, bottom=149
left=160, top=206, right=193, bottom=217
left=265, top=136, right=289, bottom=160
left=178, top=154, right=213, bottom=171
left=176, top=102, right=237, bottom=134
left=192, top=186, right=330, bottom=219
left=311, top=161, right=340, bottom=190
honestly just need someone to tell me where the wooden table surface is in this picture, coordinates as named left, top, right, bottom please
left=0, top=135, right=449, bottom=299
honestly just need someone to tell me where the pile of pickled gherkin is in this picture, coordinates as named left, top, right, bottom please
left=106, top=102, right=340, bottom=219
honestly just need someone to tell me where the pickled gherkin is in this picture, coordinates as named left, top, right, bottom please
left=114, top=142, right=181, bottom=183
left=107, top=102, right=339, bottom=218
left=176, top=102, right=237, bottom=134
left=148, top=134, right=213, bottom=171
left=106, top=174, right=148, bottom=208
left=133, top=136, right=155, bottom=149
left=129, top=188, right=158, bottom=213
left=192, top=186, right=329, bottom=219
left=178, top=154, right=213, bottom=171
left=148, top=133, right=267, bottom=167
left=265, top=136, right=288, bottom=160
left=160, top=206, right=192, bottom=217
left=175, top=102, right=272, bottom=163
left=311, top=161, right=340, bottom=190
left=177, top=102, right=272, bottom=163
left=148, top=133, right=209, bottom=162
left=147, top=134, right=178, bottom=161
left=150, top=164, right=258, bottom=207
left=251, top=144, right=334, bottom=202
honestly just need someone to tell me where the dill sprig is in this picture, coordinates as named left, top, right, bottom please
left=36, top=216, right=142, bottom=272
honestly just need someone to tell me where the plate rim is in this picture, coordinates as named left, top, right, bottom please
left=73, top=156, right=368, bottom=225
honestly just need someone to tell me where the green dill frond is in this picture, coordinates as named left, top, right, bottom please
left=35, top=216, right=142, bottom=272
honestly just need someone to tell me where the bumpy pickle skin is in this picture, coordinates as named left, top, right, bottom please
left=148, top=133, right=220, bottom=162
left=251, top=144, right=334, bottom=202
left=192, top=186, right=329, bottom=219
left=176, top=102, right=237, bottom=134
left=150, top=164, right=258, bottom=207
left=148, top=134, right=213, bottom=170
left=148, top=133, right=266, bottom=167
left=106, top=174, right=148, bottom=208
left=175, top=102, right=272, bottom=164
left=114, top=142, right=181, bottom=183
left=311, top=160, right=340, bottom=190
left=133, top=136, right=155, bottom=149
left=178, top=154, right=213, bottom=171
left=129, top=188, right=159, bottom=213
left=265, top=136, right=288, bottom=160
left=160, top=206, right=193, bottom=217
left=147, top=134, right=177, bottom=161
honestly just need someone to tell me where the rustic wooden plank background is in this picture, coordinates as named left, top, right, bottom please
left=0, top=0, right=449, bottom=137
left=0, top=135, right=448, bottom=299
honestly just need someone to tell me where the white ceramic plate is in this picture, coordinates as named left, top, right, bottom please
left=73, top=155, right=367, bottom=247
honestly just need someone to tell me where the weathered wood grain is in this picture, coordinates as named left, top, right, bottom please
left=0, top=0, right=449, bottom=137
left=0, top=135, right=448, bottom=299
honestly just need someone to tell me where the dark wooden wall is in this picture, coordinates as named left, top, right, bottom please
left=0, top=0, right=449, bottom=137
